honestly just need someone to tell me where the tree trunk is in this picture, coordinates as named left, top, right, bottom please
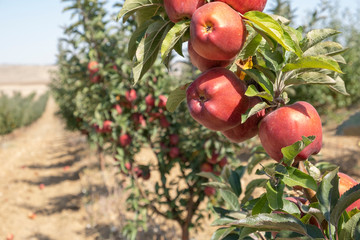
left=181, top=223, right=190, bottom=240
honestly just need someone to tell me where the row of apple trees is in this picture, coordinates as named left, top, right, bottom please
left=51, top=0, right=246, bottom=239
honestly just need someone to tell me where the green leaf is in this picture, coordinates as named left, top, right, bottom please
left=231, top=213, right=312, bottom=237
left=302, top=28, right=341, bottom=50
left=328, top=75, right=350, bottom=96
left=133, top=19, right=172, bottom=83
left=252, top=194, right=272, bottom=215
left=128, top=20, right=154, bottom=59
left=245, top=85, right=273, bottom=102
left=229, top=171, right=242, bottom=197
left=244, top=11, right=300, bottom=55
left=211, top=227, right=236, bottom=240
left=220, top=189, right=240, bottom=211
left=303, top=41, right=347, bottom=57
left=282, top=167, right=318, bottom=191
left=317, top=168, right=340, bottom=222
left=259, top=48, right=284, bottom=72
left=242, top=178, right=267, bottom=204
left=330, top=184, right=360, bottom=226
left=166, top=82, right=191, bottom=112
left=197, top=172, right=222, bottom=182
left=241, top=101, right=270, bottom=124
left=286, top=72, right=337, bottom=86
left=203, top=181, right=230, bottom=190
left=239, top=31, right=263, bottom=60
left=281, top=136, right=315, bottom=165
left=161, top=20, right=189, bottom=62
left=283, top=56, right=343, bottom=73
left=117, top=0, right=162, bottom=23
left=211, top=218, right=239, bottom=226
left=241, top=69, right=273, bottom=94
left=247, top=153, right=268, bottom=174
left=266, top=180, right=285, bottom=210
left=339, top=212, right=360, bottom=240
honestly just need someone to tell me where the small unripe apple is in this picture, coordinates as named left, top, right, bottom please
left=188, top=41, right=232, bottom=72
left=204, top=186, right=216, bottom=196
left=216, top=0, right=267, bottom=14
left=119, top=133, right=132, bottom=147
left=125, top=162, right=132, bottom=171
left=88, top=60, right=99, bottom=74
left=222, top=97, right=265, bottom=143
left=258, top=101, right=322, bottom=162
left=125, top=89, right=137, bottom=102
left=186, top=67, right=249, bottom=131
left=338, top=172, right=360, bottom=211
left=190, top=2, right=246, bottom=61
left=200, top=162, right=213, bottom=172
left=163, top=0, right=205, bottom=23
left=169, top=134, right=179, bottom=145
left=169, top=147, right=180, bottom=158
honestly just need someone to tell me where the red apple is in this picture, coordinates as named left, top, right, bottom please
left=142, top=171, right=151, bottom=180
left=338, top=172, right=360, bottom=212
left=222, top=97, right=265, bottom=143
left=119, top=134, right=132, bottom=147
left=207, top=153, right=219, bottom=164
left=158, top=95, right=168, bottom=108
left=6, top=233, right=14, bottom=240
left=125, top=162, right=132, bottom=170
left=88, top=60, right=99, bottom=74
left=159, top=116, right=170, bottom=128
left=39, top=183, right=45, bottom=190
left=218, top=157, right=228, bottom=168
left=63, top=165, right=70, bottom=171
left=216, top=0, right=267, bottom=14
left=90, top=74, right=100, bottom=83
left=132, top=113, right=146, bottom=127
left=169, top=134, right=179, bottom=145
left=200, top=162, right=213, bottom=172
left=125, top=89, right=137, bottom=102
left=169, top=147, right=180, bottom=158
left=163, top=0, right=205, bottom=23
left=190, top=2, right=246, bottom=61
left=114, top=104, right=123, bottom=115
left=133, top=167, right=143, bottom=178
left=204, top=186, right=216, bottom=196
left=188, top=41, right=232, bottom=72
left=95, top=120, right=113, bottom=133
left=145, top=94, right=155, bottom=107
left=186, top=67, right=249, bottom=131
left=258, top=101, right=322, bottom=162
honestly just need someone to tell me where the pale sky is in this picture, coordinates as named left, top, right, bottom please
left=0, top=0, right=356, bottom=65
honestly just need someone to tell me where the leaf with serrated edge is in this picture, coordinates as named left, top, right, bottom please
left=128, top=20, right=154, bottom=59
left=245, top=85, right=273, bottom=101
left=330, top=184, right=360, bottom=226
left=266, top=180, right=285, bottom=210
left=161, top=20, right=189, bottom=62
left=244, top=11, right=299, bottom=55
left=241, top=102, right=270, bottom=124
left=202, top=182, right=231, bottom=190
left=286, top=72, right=336, bottom=86
left=281, top=136, right=315, bottom=165
left=242, top=178, right=267, bottom=204
left=166, top=82, right=191, bottom=112
left=283, top=167, right=318, bottom=191
left=220, top=189, right=240, bottom=211
left=339, top=212, right=360, bottom=240
left=211, top=218, right=238, bottom=226
left=210, top=227, right=236, bottom=240
left=303, top=41, right=347, bottom=57
left=317, top=168, right=340, bottom=222
left=239, top=31, right=263, bottom=60
left=283, top=56, right=343, bottom=73
left=302, top=28, right=340, bottom=50
left=117, top=0, right=162, bottom=22
left=197, top=172, right=222, bottom=182
left=328, top=75, right=349, bottom=96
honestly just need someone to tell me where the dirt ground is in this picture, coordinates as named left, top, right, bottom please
left=0, top=65, right=359, bottom=240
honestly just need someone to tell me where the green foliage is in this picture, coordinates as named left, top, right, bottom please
left=0, top=92, right=49, bottom=135
left=52, top=0, right=243, bottom=239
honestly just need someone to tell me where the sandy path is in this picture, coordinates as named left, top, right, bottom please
left=0, top=98, right=89, bottom=240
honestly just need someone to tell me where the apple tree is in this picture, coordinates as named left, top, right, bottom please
left=117, top=0, right=360, bottom=239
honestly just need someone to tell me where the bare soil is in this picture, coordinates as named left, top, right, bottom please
left=0, top=65, right=359, bottom=240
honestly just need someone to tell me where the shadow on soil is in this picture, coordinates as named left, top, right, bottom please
left=28, top=233, right=54, bottom=240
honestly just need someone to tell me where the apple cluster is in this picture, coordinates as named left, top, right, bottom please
left=164, top=0, right=323, bottom=163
